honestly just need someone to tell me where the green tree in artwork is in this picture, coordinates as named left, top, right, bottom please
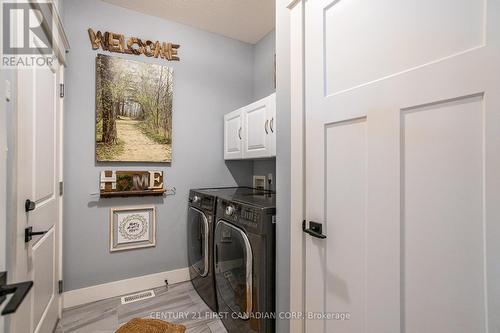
left=95, top=54, right=174, bottom=162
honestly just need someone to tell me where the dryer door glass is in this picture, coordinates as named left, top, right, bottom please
left=188, top=207, right=209, bottom=277
left=215, top=220, right=253, bottom=319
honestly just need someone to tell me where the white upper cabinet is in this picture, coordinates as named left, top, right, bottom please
left=224, top=93, right=276, bottom=160
left=268, top=94, right=276, bottom=156
left=224, top=109, right=243, bottom=160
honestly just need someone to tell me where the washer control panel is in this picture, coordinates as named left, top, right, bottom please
left=219, top=200, right=264, bottom=233
left=189, top=191, right=215, bottom=213
left=242, top=208, right=258, bottom=223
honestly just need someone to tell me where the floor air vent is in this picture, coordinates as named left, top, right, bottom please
left=120, top=290, right=156, bottom=305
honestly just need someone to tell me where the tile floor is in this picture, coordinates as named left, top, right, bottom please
left=56, top=281, right=227, bottom=333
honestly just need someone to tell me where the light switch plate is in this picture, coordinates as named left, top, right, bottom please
left=5, top=80, right=11, bottom=102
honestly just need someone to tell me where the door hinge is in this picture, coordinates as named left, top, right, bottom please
left=59, top=83, right=64, bottom=98
left=59, top=181, right=64, bottom=196
left=58, top=280, right=63, bottom=294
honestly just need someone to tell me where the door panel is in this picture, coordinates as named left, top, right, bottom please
left=245, top=105, right=267, bottom=150
left=402, top=95, right=485, bottom=332
left=325, top=118, right=367, bottom=333
left=32, top=229, right=55, bottom=329
left=304, top=0, right=500, bottom=332
left=242, top=100, right=272, bottom=158
left=224, top=110, right=242, bottom=160
left=31, top=66, right=57, bottom=241
left=324, top=0, right=484, bottom=95
left=34, top=67, right=55, bottom=202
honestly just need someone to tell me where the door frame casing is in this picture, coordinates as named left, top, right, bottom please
left=287, top=1, right=305, bottom=333
left=56, top=61, right=65, bottom=318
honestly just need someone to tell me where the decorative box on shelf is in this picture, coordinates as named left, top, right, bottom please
left=100, top=170, right=165, bottom=198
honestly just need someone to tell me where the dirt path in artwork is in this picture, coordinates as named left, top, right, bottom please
left=114, top=118, right=171, bottom=162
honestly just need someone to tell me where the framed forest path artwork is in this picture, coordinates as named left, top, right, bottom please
left=95, top=54, right=173, bottom=162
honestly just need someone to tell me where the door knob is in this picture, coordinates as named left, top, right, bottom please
left=25, top=199, right=36, bottom=212
left=302, top=220, right=326, bottom=239
left=25, top=226, right=47, bottom=243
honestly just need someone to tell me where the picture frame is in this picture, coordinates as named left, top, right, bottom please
left=95, top=54, right=174, bottom=163
left=109, top=205, right=156, bottom=252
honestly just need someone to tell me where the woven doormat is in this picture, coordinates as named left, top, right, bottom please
left=116, top=318, right=186, bottom=333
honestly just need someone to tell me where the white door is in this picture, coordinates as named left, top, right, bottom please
left=224, top=110, right=243, bottom=160
left=303, top=0, right=500, bottom=332
left=242, top=96, right=273, bottom=158
left=9, top=62, right=62, bottom=333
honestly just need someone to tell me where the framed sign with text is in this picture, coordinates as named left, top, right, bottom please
left=109, top=205, right=156, bottom=252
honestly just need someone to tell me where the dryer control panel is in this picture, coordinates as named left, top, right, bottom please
left=217, top=199, right=273, bottom=235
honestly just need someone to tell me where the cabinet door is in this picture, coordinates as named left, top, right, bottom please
left=267, top=93, right=276, bottom=156
left=242, top=96, right=272, bottom=158
left=224, top=110, right=243, bottom=160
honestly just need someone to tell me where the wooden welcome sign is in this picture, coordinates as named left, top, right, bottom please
left=88, top=28, right=180, bottom=61
left=100, top=170, right=165, bottom=198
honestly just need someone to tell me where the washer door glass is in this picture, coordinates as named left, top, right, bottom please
left=215, top=220, right=253, bottom=319
left=188, top=207, right=209, bottom=277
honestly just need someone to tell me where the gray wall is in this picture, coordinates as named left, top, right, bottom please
left=252, top=30, right=276, bottom=191
left=253, top=30, right=276, bottom=101
left=253, top=159, right=276, bottom=192
left=63, top=0, right=254, bottom=291
left=275, top=1, right=291, bottom=332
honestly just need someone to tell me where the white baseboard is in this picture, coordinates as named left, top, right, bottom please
left=63, top=267, right=190, bottom=309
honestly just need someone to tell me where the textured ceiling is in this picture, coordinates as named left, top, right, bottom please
left=101, top=0, right=275, bottom=44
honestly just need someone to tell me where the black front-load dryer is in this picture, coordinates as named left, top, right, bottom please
left=188, top=187, right=262, bottom=312
left=214, top=189, right=276, bottom=333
